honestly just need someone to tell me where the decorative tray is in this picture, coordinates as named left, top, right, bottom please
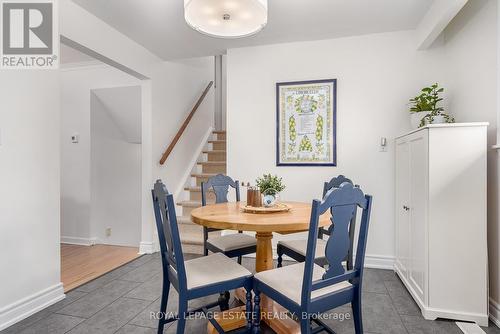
left=242, top=203, right=292, bottom=214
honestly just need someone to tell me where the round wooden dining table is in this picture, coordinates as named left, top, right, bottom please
left=191, top=201, right=331, bottom=334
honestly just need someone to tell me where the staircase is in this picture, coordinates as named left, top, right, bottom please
left=176, top=130, right=226, bottom=254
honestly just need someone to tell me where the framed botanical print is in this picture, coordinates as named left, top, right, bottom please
left=276, top=79, right=337, bottom=166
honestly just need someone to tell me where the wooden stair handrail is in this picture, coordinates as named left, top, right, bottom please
left=159, top=81, right=214, bottom=165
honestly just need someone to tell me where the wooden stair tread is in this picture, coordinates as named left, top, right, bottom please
left=191, top=173, right=224, bottom=178
left=203, top=150, right=226, bottom=153
left=177, top=216, right=194, bottom=224
left=197, top=161, right=226, bottom=165
left=184, top=186, right=210, bottom=192
left=180, top=235, right=203, bottom=245
left=178, top=129, right=225, bottom=251
left=177, top=200, right=201, bottom=207
left=212, top=130, right=226, bottom=134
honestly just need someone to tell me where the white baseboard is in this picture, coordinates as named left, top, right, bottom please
left=139, top=241, right=155, bottom=254
left=489, top=298, right=500, bottom=328
left=245, top=250, right=395, bottom=270
left=60, top=236, right=98, bottom=246
left=363, top=254, right=395, bottom=270
left=0, top=283, right=65, bottom=331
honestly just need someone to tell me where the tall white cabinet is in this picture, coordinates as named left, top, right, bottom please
left=394, top=123, right=489, bottom=326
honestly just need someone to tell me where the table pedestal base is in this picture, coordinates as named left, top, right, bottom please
left=207, top=231, right=300, bottom=333
left=207, top=289, right=300, bottom=334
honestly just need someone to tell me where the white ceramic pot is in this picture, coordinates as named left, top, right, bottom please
left=431, top=115, right=446, bottom=124
left=410, top=111, right=428, bottom=129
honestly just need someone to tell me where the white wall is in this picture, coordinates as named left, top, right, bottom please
left=0, top=72, right=62, bottom=330
left=152, top=58, right=215, bottom=197
left=61, top=64, right=141, bottom=245
left=442, top=0, right=500, bottom=323
left=227, top=31, right=446, bottom=265
left=90, top=92, right=141, bottom=246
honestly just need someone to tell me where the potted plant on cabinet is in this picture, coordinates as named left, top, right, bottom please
left=408, top=83, right=455, bottom=129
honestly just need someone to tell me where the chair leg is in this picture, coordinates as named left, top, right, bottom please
left=277, top=245, right=283, bottom=268
left=299, top=317, right=311, bottom=334
left=157, top=278, right=170, bottom=334
left=245, top=288, right=253, bottom=331
left=352, top=288, right=363, bottom=334
left=176, top=300, right=188, bottom=334
left=252, top=289, right=261, bottom=334
left=203, top=228, right=209, bottom=256
left=218, top=291, right=230, bottom=311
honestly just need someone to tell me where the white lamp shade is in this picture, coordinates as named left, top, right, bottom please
left=184, top=0, right=268, bottom=38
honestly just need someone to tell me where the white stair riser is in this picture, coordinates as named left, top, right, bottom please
left=178, top=223, right=203, bottom=241
left=182, top=244, right=204, bottom=255
left=180, top=131, right=226, bottom=253
left=181, top=205, right=200, bottom=217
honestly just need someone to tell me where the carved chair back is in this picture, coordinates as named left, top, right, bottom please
left=201, top=174, right=240, bottom=206
left=301, top=182, right=372, bottom=308
left=152, top=180, right=187, bottom=293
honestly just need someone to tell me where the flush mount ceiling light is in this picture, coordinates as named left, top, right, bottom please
left=184, top=0, right=268, bottom=39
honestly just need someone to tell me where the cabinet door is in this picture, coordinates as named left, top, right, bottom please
left=408, top=134, right=428, bottom=303
left=395, top=139, right=410, bottom=278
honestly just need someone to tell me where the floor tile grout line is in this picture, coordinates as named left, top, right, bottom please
left=382, top=278, right=464, bottom=333
left=379, top=279, right=411, bottom=334
left=4, top=291, right=91, bottom=334
left=112, top=298, right=155, bottom=334
left=61, top=315, right=87, bottom=334
left=54, top=280, right=143, bottom=320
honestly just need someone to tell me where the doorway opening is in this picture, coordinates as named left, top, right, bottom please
left=60, top=42, right=143, bottom=292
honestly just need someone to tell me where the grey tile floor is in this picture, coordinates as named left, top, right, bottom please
left=2, top=253, right=499, bottom=334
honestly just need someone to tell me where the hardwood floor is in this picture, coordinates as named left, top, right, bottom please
left=61, top=243, right=140, bottom=292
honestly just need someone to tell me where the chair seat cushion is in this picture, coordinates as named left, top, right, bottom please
left=207, top=233, right=257, bottom=252
left=185, top=253, right=252, bottom=290
left=278, top=239, right=327, bottom=259
left=254, top=262, right=351, bottom=304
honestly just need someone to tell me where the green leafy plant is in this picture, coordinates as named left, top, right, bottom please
left=408, top=83, right=455, bottom=127
left=255, top=174, right=286, bottom=196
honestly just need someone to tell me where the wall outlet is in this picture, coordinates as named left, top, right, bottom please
left=71, top=133, right=79, bottom=143
left=105, top=228, right=112, bottom=237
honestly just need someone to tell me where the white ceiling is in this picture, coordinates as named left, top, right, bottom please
left=92, top=86, right=142, bottom=144
left=71, top=0, right=434, bottom=60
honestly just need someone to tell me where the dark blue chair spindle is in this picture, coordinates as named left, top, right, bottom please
left=253, top=183, right=372, bottom=334
left=152, top=180, right=253, bottom=334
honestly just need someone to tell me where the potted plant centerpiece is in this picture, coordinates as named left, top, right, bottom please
left=408, top=83, right=454, bottom=129
left=256, top=174, right=286, bottom=207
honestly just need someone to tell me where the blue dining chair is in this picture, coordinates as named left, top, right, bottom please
left=201, top=174, right=257, bottom=265
left=277, top=175, right=357, bottom=270
left=152, top=180, right=254, bottom=334
left=252, top=182, right=372, bottom=334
